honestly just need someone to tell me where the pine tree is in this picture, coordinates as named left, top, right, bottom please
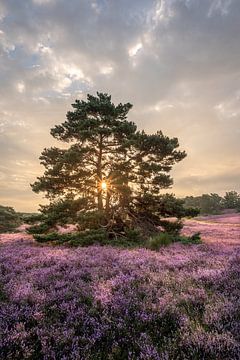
left=32, top=92, right=186, bottom=235
left=0, top=205, right=21, bottom=233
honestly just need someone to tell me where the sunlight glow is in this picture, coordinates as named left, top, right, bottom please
left=101, top=180, right=107, bottom=191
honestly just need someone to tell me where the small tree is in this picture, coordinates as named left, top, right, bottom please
left=0, top=205, right=21, bottom=233
left=32, top=93, right=187, bottom=237
left=223, top=191, right=240, bottom=209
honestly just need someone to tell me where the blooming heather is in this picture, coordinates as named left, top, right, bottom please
left=1, top=215, right=240, bottom=359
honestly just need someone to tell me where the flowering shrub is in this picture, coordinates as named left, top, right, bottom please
left=0, top=214, right=240, bottom=359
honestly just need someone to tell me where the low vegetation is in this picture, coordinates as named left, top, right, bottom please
left=1, top=214, right=240, bottom=359
left=33, top=227, right=201, bottom=249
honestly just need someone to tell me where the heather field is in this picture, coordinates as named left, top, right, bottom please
left=1, top=214, right=240, bottom=359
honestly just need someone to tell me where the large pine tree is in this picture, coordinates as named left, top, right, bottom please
left=32, top=92, right=186, bottom=233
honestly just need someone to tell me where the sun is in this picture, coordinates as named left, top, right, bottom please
left=101, top=180, right=107, bottom=191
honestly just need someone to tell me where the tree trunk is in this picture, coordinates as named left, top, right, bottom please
left=97, top=191, right=103, bottom=211
left=106, top=191, right=110, bottom=215
left=97, top=135, right=103, bottom=211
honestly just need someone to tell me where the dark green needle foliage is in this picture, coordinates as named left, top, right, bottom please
left=0, top=205, right=21, bottom=233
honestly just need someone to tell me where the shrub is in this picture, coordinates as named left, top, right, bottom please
left=147, top=231, right=202, bottom=251
left=124, top=228, right=143, bottom=243
left=68, top=229, right=108, bottom=247
left=1, top=229, right=240, bottom=359
left=21, top=213, right=43, bottom=224
left=34, top=232, right=59, bottom=243
left=148, top=232, right=174, bottom=250
left=0, top=205, right=21, bottom=233
left=34, top=229, right=109, bottom=247
left=34, top=228, right=145, bottom=248
left=27, top=223, right=51, bottom=234
left=159, top=219, right=183, bottom=235
left=177, top=232, right=202, bottom=245
left=184, top=207, right=200, bottom=218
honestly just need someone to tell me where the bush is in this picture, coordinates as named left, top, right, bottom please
left=184, top=207, right=200, bottom=218
left=148, top=233, right=174, bottom=250
left=27, top=223, right=51, bottom=234
left=147, top=231, right=202, bottom=251
left=33, top=229, right=144, bottom=247
left=159, top=219, right=183, bottom=235
left=21, top=213, right=43, bottom=224
left=34, top=228, right=145, bottom=248
left=34, top=229, right=109, bottom=247
left=124, top=228, right=143, bottom=243
left=68, top=229, right=108, bottom=247
left=177, top=232, right=202, bottom=245
left=0, top=205, right=21, bottom=233
left=34, top=232, right=58, bottom=243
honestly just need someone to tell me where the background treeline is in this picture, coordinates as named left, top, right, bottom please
left=0, top=205, right=37, bottom=233
left=183, top=191, right=240, bottom=215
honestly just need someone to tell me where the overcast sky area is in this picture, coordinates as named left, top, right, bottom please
left=0, top=0, right=240, bottom=212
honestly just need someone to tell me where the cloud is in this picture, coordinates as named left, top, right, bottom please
left=208, top=0, right=232, bottom=17
left=0, top=0, right=240, bottom=211
left=173, top=165, right=240, bottom=197
left=32, top=0, right=55, bottom=5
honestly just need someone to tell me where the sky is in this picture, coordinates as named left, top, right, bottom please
left=0, top=0, right=240, bottom=212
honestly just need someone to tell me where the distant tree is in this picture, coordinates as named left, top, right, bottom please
left=223, top=191, right=240, bottom=209
left=184, top=207, right=200, bottom=218
left=32, top=93, right=187, bottom=237
left=184, top=193, right=223, bottom=215
left=0, top=205, right=21, bottom=233
left=183, top=196, right=200, bottom=209
left=200, top=193, right=223, bottom=214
